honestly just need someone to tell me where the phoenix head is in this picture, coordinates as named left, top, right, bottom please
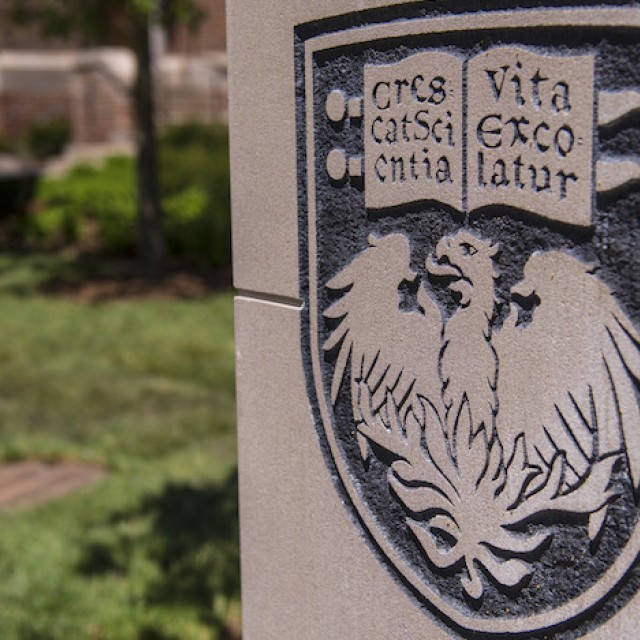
left=426, top=230, right=499, bottom=307
left=365, top=233, right=417, bottom=286
left=510, top=251, right=595, bottom=313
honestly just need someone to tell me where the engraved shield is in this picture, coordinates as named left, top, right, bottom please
left=298, top=7, right=640, bottom=636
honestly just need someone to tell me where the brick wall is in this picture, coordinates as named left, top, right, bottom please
left=0, top=91, right=71, bottom=143
left=155, top=53, right=227, bottom=127
left=0, top=57, right=74, bottom=144
left=70, top=66, right=133, bottom=144
left=0, top=0, right=228, bottom=149
left=169, top=0, right=226, bottom=54
left=0, top=52, right=136, bottom=146
left=0, top=50, right=227, bottom=147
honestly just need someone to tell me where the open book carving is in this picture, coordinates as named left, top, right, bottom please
left=364, top=47, right=594, bottom=226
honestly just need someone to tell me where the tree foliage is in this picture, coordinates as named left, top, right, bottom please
left=10, top=0, right=204, bottom=45
left=10, top=0, right=207, bottom=278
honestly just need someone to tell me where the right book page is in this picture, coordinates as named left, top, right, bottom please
left=466, top=47, right=594, bottom=226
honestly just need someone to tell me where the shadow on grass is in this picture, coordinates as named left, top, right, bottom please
left=0, top=250, right=131, bottom=298
left=37, top=253, right=233, bottom=302
left=78, top=467, right=240, bottom=639
left=0, top=250, right=232, bottom=300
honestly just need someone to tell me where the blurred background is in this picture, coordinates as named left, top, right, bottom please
left=0, top=1, right=240, bottom=638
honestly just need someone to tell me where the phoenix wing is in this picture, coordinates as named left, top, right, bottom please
left=494, top=251, right=640, bottom=493
left=323, top=233, right=444, bottom=425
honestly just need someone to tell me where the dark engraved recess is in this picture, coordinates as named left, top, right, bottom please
left=297, top=6, right=640, bottom=639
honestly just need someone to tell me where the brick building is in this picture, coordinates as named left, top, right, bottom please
left=0, top=0, right=227, bottom=149
left=170, top=0, right=226, bottom=54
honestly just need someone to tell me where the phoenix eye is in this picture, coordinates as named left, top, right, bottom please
left=460, top=242, right=477, bottom=256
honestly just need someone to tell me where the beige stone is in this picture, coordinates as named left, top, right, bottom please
left=235, top=294, right=640, bottom=638
left=597, top=159, right=640, bottom=193
left=229, top=3, right=640, bottom=298
left=599, top=90, right=640, bottom=127
left=466, top=48, right=594, bottom=225
left=235, top=297, right=435, bottom=639
left=230, top=3, right=640, bottom=637
left=364, top=52, right=463, bottom=210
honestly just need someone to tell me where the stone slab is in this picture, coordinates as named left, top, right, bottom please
left=230, top=2, right=640, bottom=638
left=235, top=296, right=439, bottom=638
left=235, top=296, right=640, bottom=639
left=228, top=0, right=427, bottom=300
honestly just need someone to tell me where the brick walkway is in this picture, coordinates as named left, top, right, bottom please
left=0, top=461, right=105, bottom=511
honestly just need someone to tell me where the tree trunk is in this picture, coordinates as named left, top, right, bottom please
left=134, top=18, right=164, bottom=279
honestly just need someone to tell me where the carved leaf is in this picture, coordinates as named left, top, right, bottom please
left=421, top=398, right=458, bottom=484
left=476, top=547, right=532, bottom=589
left=355, top=376, right=619, bottom=602
left=502, top=434, right=541, bottom=509
left=389, top=472, right=456, bottom=516
left=408, top=520, right=463, bottom=570
left=511, top=454, right=619, bottom=524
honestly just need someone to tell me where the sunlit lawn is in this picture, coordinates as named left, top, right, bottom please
left=0, top=253, right=239, bottom=639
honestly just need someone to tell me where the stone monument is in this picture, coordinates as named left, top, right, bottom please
left=229, top=2, right=640, bottom=637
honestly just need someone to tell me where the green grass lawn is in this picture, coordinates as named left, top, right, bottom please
left=0, top=254, right=239, bottom=639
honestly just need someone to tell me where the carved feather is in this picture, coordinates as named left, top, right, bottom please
left=323, top=233, right=444, bottom=424
left=494, top=251, right=640, bottom=493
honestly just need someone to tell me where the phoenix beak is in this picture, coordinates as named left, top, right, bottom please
left=510, top=280, right=537, bottom=307
left=426, top=253, right=462, bottom=279
left=405, top=269, right=418, bottom=283
left=510, top=280, right=534, bottom=300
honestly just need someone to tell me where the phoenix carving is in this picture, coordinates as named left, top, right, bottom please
left=324, top=229, right=640, bottom=598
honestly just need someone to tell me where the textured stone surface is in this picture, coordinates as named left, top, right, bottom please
left=230, top=2, right=640, bottom=637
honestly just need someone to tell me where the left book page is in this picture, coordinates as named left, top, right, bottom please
left=364, top=52, right=464, bottom=211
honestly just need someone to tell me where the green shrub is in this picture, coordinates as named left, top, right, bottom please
left=164, top=186, right=217, bottom=266
left=159, top=123, right=231, bottom=268
left=25, top=206, right=79, bottom=247
left=31, top=156, right=136, bottom=253
left=27, top=120, right=71, bottom=159
left=26, top=123, right=232, bottom=268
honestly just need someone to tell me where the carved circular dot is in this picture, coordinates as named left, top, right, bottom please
left=326, top=90, right=346, bottom=122
left=327, top=149, right=347, bottom=181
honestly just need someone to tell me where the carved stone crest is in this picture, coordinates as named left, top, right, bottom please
left=298, top=6, right=640, bottom=636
